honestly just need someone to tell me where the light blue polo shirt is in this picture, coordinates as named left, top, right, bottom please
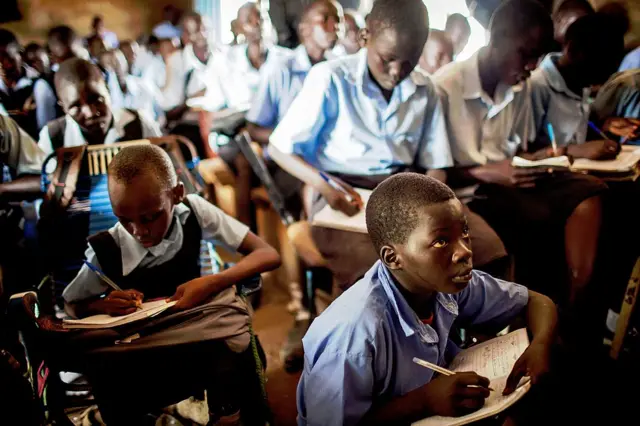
left=246, top=44, right=312, bottom=128
left=269, top=49, right=453, bottom=175
left=619, top=47, right=640, bottom=72
left=592, top=69, right=640, bottom=123
left=297, top=261, right=529, bottom=426
left=529, top=53, right=591, bottom=147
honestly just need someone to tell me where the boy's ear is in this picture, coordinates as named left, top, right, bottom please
left=172, top=182, right=185, bottom=204
left=380, top=245, right=401, bottom=270
left=359, top=28, right=370, bottom=47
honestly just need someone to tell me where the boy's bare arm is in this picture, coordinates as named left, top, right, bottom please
left=65, top=290, right=144, bottom=318
left=170, top=232, right=281, bottom=309
left=0, top=175, right=43, bottom=202
left=246, top=122, right=274, bottom=146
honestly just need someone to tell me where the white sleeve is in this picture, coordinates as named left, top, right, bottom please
left=139, top=111, right=163, bottom=137
left=62, top=247, right=109, bottom=306
left=186, top=194, right=250, bottom=250
left=417, top=87, right=453, bottom=170
left=37, top=125, right=54, bottom=157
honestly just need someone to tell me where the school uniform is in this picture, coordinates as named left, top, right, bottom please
left=270, top=49, right=506, bottom=288
left=0, top=73, right=57, bottom=139
left=619, top=46, right=640, bottom=72
left=434, top=49, right=606, bottom=294
left=56, top=194, right=263, bottom=424
left=592, top=69, right=640, bottom=125
left=0, top=114, right=46, bottom=180
left=529, top=53, right=590, bottom=149
left=297, top=261, right=528, bottom=425
left=37, top=108, right=162, bottom=157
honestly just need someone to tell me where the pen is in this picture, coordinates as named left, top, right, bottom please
left=588, top=121, right=612, bottom=141
left=84, top=260, right=123, bottom=292
left=547, top=123, right=558, bottom=156
left=319, top=171, right=354, bottom=203
left=412, top=358, right=495, bottom=391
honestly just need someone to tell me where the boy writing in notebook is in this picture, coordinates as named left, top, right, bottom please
left=528, top=13, right=625, bottom=157
left=63, top=144, right=280, bottom=317
left=297, top=173, right=558, bottom=425
left=60, top=145, right=280, bottom=424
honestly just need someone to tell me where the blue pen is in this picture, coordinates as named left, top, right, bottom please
left=547, top=123, right=558, bottom=156
left=83, top=260, right=123, bottom=292
left=588, top=121, right=612, bottom=141
left=319, top=171, right=354, bottom=203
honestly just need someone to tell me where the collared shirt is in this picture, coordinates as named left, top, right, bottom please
left=199, top=44, right=292, bottom=112
left=63, top=193, right=250, bottom=304
left=246, top=44, right=313, bottom=128
left=297, top=261, right=529, bottom=426
left=0, top=74, right=58, bottom=133
left=152, top=21, right=182, bottom=40
left=433, top=49, right=533, bottom=166
left=37, top=108, right=162, bottom=157
left=270, top=49, right=453, bottom=175
left=0, top=114, right=46, bottom=176
left=592, top=69, right=640, bottom=123
left=529, top=53, right=590, bottom=146
left=619, top=47, right=640, bottom=72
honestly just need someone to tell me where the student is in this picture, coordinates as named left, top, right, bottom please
left=552, top=0, right=593, bottom=47
left=87, top=15, right=119, bottom=49
left=269, top=0, right=507, bottom=369
left=592, top=69, right=640, bottom=132
left=61, top=144, right=280, bottom=424
left=528, top=13, right=625, bottom=157
left=152, top=5, right=183, bottom=41
left=0, top=30, right=58, bottom=137
left=119, top=40, right=139, bottom=76
left=47, top=26, right=84, bottom=69
left=444, top=13, right=471, bottom=58
left=38, top=58, right=161, bottom=157
left=417, top=29, right=454, bottom=76
left=246, top=0, right=342, bottom=146
left=619, top=46, right=640, bottom=72
left=339, top=9, right=364, bottom=55
left=23, top=43, right=51, bottom=77
left=297, top=173, right=557, bottom=425
left=86, top=35, right=108, bottom=64
left=434, top=0, right=606, bottom=308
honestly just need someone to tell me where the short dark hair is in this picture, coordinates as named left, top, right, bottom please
left=565, top=13, right=624, bottom=61
left=366, top=173, right=456, bottom=253
left=92, top=15, right=104, bottom=27
left=553, top=0, right=594, bottom=18
left=0, top=29, right=18, bottom=48
left=48, top=26, right=78, bottom=46
left=24, top=42, right=43, bottom=54
left=427, top=29, right=454, bottom=58
left=445, top=13, right=471, bottom=35
left=367, top=0, right=429, bottom=38
left=54, top=58, right=105, bottom=94
left=109, top=144, right=178, bottom=191
left=490, top=0, right=554, bottom=47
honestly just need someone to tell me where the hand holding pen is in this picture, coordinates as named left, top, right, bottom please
left=319, top=171, right=364, bottom=216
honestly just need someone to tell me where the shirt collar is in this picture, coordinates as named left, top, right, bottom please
left=538, top=53, right=583, bottom=101
left=0, top=74, right=32, bottom=94
left=64, top=109, right=139, bottom=146
left=291, top=44, right=313, bottom=73
left=184, top=44, right=214, bottom=71
left=355, top=49, right=419, bottom=104
left=115, top=202, right=192, bottom=276
left=376, top=262, right=459, bottom=341
left=462, top=48, right=517, bottom=116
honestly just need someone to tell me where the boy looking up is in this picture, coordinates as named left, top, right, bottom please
left=297, top=173, right=557, bottom=425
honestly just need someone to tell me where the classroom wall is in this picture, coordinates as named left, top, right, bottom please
left=1, top=0, right=193, bottom=45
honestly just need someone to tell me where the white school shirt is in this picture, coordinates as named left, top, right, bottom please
left=62, top=194, right=250, bottom=304
left=529, top=53, right=590, bottom=147
left=433, top=49, right=533, bottom=167
left=0, top=114, right=46, bottom=176
left=269, top=49, right=453, bottom=175
left=37, top=108, right=162, bottom=157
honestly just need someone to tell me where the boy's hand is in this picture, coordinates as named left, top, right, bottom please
left=503, top=341, right=551, bottom=395
left=603, top=117, right=640, bottom=140
left=422, top=372, right=491, bottom=417
left=568, top=140, right=620, bottom=160
left=169, top=278, right=214, bottom=310
left=490, top=160, right=550, bottom=188
left=102, top=290, right=144, bottom=316
left=321, top=176, right=363, bottom=216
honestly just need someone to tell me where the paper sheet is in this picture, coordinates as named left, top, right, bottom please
left=311, top=188, right=372, bottom=234
left=511, top=156, right=571, bottom=168
left=572, top=147, right=640, bottom=172
left=63, top=300, right=176, bottom=328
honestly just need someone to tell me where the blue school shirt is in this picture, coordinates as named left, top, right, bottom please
left=297, top=261, right=528, bottom=426
left=246, top=44, right=312, bottom=128
left=592, top=69, right=640, bottom=123
left=529, top=53, right=590, bottom=147
left=269, top=49, right=453, bottom=175
left=619, top=47, right=640, bottom=72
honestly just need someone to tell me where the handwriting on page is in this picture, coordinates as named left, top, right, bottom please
left=448, top=329, right=529, bottom=380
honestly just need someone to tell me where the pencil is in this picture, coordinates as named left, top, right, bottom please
left=588, top=121, right=612, bottom=141
left=83, top=260, right=123, bottom=292
left=319, top=171, right=355, bottom=203
left=547, top=123, right=558, bottom=156
left=412, top=357, right=495, bottom=391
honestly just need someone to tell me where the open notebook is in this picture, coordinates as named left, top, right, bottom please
left=63, top=300, right=177, bottom=329
left=311, top=188, right=372, bottom=233
left=413, top=328, right=531, bottom=426
left=512, top=145, right=640, bottom=173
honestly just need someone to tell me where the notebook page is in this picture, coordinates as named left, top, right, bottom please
left=64, top=300, right=176, bottom=326
left=571, top=147, right=640, bottom=172
left=311, top=188, right=372, bottom=234
left=511, top=156, right=571, bottom=168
